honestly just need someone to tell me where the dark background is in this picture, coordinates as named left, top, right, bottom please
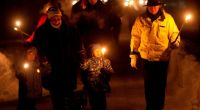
left=1, top=0, right=48, bottom=41
left=0, top=1, right=199, bottom=109
left=0, top=0, right=199, bottom=39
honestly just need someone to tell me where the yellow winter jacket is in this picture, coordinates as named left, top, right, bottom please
left=130, top=10, right=180, bottom=61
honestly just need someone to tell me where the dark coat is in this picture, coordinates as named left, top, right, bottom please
left=71, top=0, right=121, bottom=56
left=32, top=20, right=81, bottom=93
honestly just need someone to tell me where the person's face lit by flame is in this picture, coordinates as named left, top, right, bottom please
left=50, top=15, right=62, bottom=29
left=26, top=48, right=37, bottom=61
left=93, top=48, right=102, bottom=57
left=27, top=52, right=36, bottom=61
left=147, top=5, right=161, bottom=15
left=88, top=0, right=98, bottom=5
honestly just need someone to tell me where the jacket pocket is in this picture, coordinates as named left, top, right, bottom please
left=157, top=25, right=168, bottom=43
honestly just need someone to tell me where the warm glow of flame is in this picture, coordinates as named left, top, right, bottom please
left=139, top=0, right=144, bottom=5
left=139, top=0, right=147, bottom=5
left=103, top=0, right=108, bottom=3
left=23, top=63, right=29, bottom=69
left=15, top=20, right=21, bottom=27
left=124, top=2, right=129, bottom=7
left=185, top=14, right=192, bottom=22
left=72, top=0, right=78, bottom=5
left=129, top=0, right=134, bottom=6
left=101, top=47, right=106, bottom=55
left=14, top=27, right=18, bottom=31
left=37, top=69, right=40, bottom=73
left=124, top=0, right=135, bottom=7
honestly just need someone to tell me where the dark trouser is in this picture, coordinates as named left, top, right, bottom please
left=50, top=90, right=74, bottom=110
left=88, top=91, right=106, bottom=110
left=142, top=59, right=169, bottom=110
left=17, top=97, right=37, bottom=110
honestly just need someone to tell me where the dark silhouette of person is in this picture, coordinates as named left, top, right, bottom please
left=16, top=47, right=42, bottom=110
left=71, top=0, right=121, bottom=58
left=32, top=4, right=82, bottom=110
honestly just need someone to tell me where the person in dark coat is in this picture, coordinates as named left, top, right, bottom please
left=16, top=47, right=42, bottom=110
left=71, top=0, right=121, bottom=58
left=32, top=5, right=82, bottom=110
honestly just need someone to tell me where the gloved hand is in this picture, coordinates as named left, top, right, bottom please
left=100, top=68, right=111, bottom=81
left=130, top=54, right=138, bottom=69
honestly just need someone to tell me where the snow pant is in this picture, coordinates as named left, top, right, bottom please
left=142, top=59, right=169, bottom=110
left=50, top=90, right=75, bottom=110
left=88, top=90, right=107, bottom=110
left=17, top=97, right=37, bottom=110
left=17, top=82, right=39, bottom=110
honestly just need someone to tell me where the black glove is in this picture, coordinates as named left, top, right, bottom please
left=100, top=69, right=111, bottom=93
left=100, top=68, right=111, bottom=81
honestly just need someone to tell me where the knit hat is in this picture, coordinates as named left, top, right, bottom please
left=145, top=0, right=165, bottom=6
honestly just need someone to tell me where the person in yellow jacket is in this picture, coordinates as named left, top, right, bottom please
left=130, top=0, right=180, bottom=110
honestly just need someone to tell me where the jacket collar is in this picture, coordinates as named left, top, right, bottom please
left=142, top=9, right=166, bottom=22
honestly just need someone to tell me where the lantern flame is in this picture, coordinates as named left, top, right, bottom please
left=23, top=63, right=29, bottom=69
left=37, top=69, right=40, bottom=73
left=14, top=27, right=18, bottom=31
left=15, top=20, right=21, bottom=27
left=101, top=47, right=106, bottom=55
left=185, top=14, right=192, bottom=23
